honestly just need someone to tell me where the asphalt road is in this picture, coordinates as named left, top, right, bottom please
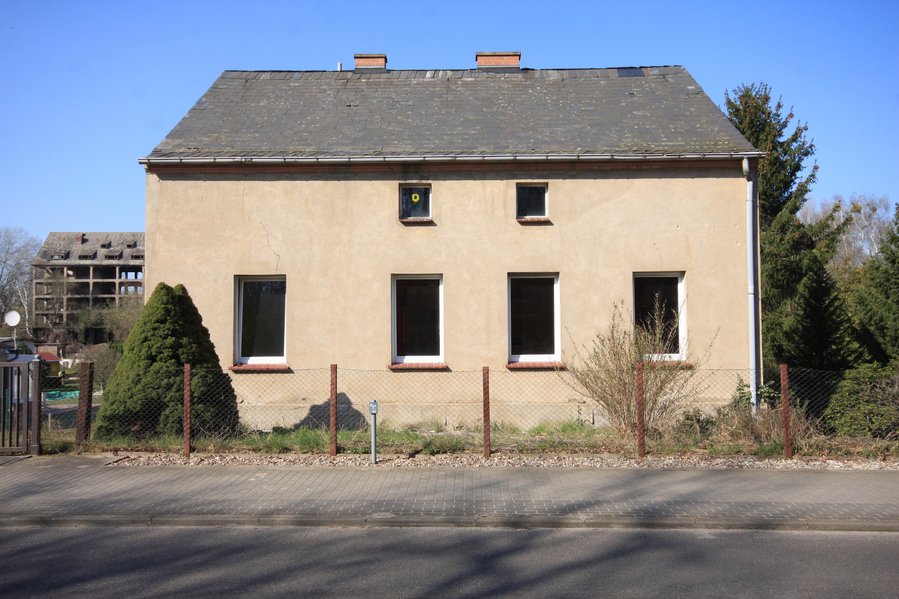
left=2, top=527, right=897, bottom=598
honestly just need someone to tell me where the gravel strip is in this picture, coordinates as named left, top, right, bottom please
left=111, top=453, right=899, bottom=470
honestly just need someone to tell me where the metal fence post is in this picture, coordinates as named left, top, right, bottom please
left=183, top=363, right=191, bottom=457
left=636, top=361, right=646, bottom=460
left=780, top=363, right=793, bottom=459
left=75, top=361, right=94, bottom=453
left=29, top=359, right=42, bottom=455
left=330, top=364, right=337, bottom=456
left=482, top=366, right=491, bottom=458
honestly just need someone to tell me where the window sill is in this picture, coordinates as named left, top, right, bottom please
left=516, top=217, right=552, bottom=225
left=388, top=362, right=450, bottom=371
left=229, top=364, right=292, bottom=373
left=506, top=361, right=565, bottom=371
left=642, top=360, right=694, bottom=370
left=399, top=217, right=435, bottom=226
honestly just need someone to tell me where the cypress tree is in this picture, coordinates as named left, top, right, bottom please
left=96, top=282, right=238, bottom=439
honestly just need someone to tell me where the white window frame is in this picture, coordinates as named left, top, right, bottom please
left=235, top=276, right=287, bottom=365
left=391, top=274, right=444, bottom=364
left=508, top=273, right=561, bottom=363
left=515, top=183, right=549, bottom=219
left=399, top=184, right=433, bottom=221
left=632, top=272, right=687, bottom=361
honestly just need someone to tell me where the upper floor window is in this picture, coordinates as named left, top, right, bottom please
left=399, top=185, right=431, bottom=221
left=516, top=184, right=548, bottom=220
left=633, top=273, right=685, bottom=360
left=236, top=276, right=286, bottom=364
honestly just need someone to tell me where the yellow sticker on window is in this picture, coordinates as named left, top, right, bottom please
left=411, top=193, right=420, bottom=204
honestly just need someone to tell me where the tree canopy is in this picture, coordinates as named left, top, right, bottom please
left=853, top=204, right=899, bottom=362
left=726, top=83, right=860, bottom=373
left=0, top=227, right=40, bottom=336
left=724, top=83, right=817, bottom=229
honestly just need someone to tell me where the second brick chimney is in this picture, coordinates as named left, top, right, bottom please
left=354, top=53, right=388, bottom=70
left=475, top=51, right=521, bottom=69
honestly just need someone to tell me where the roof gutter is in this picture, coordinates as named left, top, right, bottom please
left=139, top=151, right=764, bottom=167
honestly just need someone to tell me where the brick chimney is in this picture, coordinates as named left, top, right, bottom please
left=475, top=51, right=521, bottom=69
left=354, top=53, right=387, bottom=70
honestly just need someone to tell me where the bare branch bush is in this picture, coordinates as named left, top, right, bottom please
left=565, top=301, right=707, bottom=438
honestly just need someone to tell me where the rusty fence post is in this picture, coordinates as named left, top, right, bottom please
left=636, top=361, right=646, bottom=460
left=75, top=361, right=94, bottom=454
left=780, top=363, right=793, bottom=459
left=482, top=366, right=491, bottom=458
left=183, top=363, right=191, bottom=457
left=330, top=364, right=338, bottom=456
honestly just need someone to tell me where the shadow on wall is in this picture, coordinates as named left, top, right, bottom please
left=295, top=393, right=368, bottom=430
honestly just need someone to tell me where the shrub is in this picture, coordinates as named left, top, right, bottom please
left=825, top=363, right=899, bottom=439
left=95, top=283, right=239, bottom=439
left=565, top=302, right=709, bottom=437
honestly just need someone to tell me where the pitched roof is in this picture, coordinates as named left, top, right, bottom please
left=144, top=66, right=759, bottom=164
left=32, top=232, right=145, bottom=266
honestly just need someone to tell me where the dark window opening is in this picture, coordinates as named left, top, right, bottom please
left=239, top=279, right=286, bottom=360
left=516, top=185, right=547, bottom=218
left=510, top=277, right=555, bottom=356
left=634, top=276, right=680, bottom=354
left=395, top=278, right=440, bottom=357
left=400, top=186, right=431, bottom=220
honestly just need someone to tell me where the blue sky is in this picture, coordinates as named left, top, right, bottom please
left=1, top=0, right=897, bottom=241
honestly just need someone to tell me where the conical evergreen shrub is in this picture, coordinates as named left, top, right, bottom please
left=96, top=282, right=239, bottom=439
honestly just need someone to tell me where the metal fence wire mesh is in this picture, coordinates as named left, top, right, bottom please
left=40, top=364, right=897, bottom=454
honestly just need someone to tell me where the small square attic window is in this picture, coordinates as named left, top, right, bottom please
left=400, top=185, right=431, bottom=220
left=516, top=185, right=547, bottom=219
left=78, top=251, right=96, bottom=260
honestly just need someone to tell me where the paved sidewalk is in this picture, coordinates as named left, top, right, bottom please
left=1, top=455, right=897, bottom=531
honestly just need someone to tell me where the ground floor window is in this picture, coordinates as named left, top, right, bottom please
left=508, top=274, right=560, bottom=362
left=236, top=277, right=286, bottom=364
left=633, top=273, right=685, bottom=359
left=392, top=275, right=443, bottom=363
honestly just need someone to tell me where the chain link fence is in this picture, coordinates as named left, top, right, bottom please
left=39, top=363, right=898, bottom=456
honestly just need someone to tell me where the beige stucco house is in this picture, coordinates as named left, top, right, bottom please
left=141, top=52, right=762, bottom=428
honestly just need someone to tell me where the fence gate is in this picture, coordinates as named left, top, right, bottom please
left=1, top=359, right=41, bottom=455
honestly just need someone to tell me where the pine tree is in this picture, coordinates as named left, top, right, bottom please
left=726, top=83, right=860, bottom=372
left=854, top=204, right=899, bottom=362
left=777, top=254, right=861, bottom=371
left=96, top=282, right=238, bottom=439
left=724, top=83, right=817, bottom=229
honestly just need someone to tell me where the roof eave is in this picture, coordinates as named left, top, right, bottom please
left=139, top=151, right=764, bottom=167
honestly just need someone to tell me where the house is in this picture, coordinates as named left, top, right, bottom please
left=141, top=52, right=762, bottom=428
left=32, top=232, right=145, bottom=346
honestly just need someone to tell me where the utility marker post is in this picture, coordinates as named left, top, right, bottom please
left=369, top=400, right=378, bottom=464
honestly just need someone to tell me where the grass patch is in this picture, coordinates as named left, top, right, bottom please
left=37, top=414, right=899, bottom=459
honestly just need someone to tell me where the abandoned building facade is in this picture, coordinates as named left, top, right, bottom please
left=32, top=232, right=145, bottom=345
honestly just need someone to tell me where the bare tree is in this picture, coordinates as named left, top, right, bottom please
left=800, top=194, right=892, bottom=287
left=0, top=227, right=41, bottom=337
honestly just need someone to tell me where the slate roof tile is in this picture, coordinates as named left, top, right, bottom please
left=147, top=66, right=756, bottom=160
